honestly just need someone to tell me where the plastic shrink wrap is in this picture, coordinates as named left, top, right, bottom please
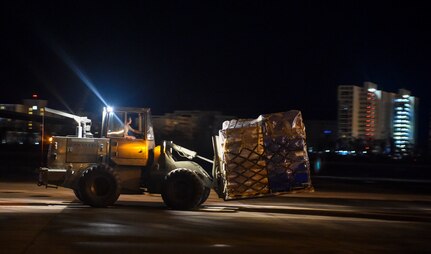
left=218, top=110, right=313, bottom=200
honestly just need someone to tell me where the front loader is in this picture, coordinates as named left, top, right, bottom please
left=38, top=106, right=313, bottom=210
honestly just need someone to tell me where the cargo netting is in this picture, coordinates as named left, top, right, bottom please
left=218, top=110, right=312, bottom=200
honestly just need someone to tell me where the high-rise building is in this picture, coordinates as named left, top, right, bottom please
left=338, top=85, right=361, bottom=139
left=376, top=90, right=396, bottom=140
left=337, top=82, right=418, bottom=156
left=392, top=89, right=419, bottom=157
left=338, top=82, right=394, bottom=141
left=358, top=82, right=379, bottom=140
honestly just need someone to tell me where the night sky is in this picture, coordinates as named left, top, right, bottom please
left=1, top=1, right=430, bottom=123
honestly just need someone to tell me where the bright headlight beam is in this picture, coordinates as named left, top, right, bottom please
left=53, top=46, right=109, bottom=107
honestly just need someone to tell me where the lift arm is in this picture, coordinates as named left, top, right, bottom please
left=169, top=142, right=214, bottom=164
left=44, top=107, right=92, bottom=138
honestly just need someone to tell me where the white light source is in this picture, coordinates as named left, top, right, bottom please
left=106, top=106, right=113, bottom=113
left=368, top=88, right=376, bottom=92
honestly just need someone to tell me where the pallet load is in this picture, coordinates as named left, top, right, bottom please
left=218, top=110, right=313, bottom=200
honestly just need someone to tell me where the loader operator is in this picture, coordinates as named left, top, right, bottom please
left=124, top=116, right=141, bottom=139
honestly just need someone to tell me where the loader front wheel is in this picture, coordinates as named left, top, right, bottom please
left=198, top=187, right=211, bottom=206
left=73, top=189, right=86, bottom=203
left=78, top=165, right=121, bottom=208
left=162, top=168, right=204, bottom=210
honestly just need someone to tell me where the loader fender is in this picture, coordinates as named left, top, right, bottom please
left=172, top=161, right=212, bottom=188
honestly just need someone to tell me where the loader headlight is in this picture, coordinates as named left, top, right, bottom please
left=106, top=106, right=113, bottom=113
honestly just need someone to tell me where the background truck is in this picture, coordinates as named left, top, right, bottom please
left=38, top=106, right=313, bottom=210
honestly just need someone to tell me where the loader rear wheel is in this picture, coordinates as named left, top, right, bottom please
left=162, top=168, right=204, bottom=210
left=78, top=165, right=121, bottom=208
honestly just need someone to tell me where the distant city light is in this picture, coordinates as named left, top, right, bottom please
left=314, top=157, right=321, bottom=173
left=395, top=98, right=409, bottom=102
left=32, top=106, right=38, bottom=110
left=32, top=94, right=38, bottom=98
left=323, top=130, right=332, bottom=134
left=338, top=150, right=349, bottom=155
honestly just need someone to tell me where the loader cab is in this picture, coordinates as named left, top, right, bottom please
left=101, top=107, right=155, bottom=166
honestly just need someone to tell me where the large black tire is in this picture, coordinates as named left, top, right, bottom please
left=73, top=189, right=86, bottom=203
left=198, top=187, right=211, bottom=206
left=161, top=168, right=204, bottom=210
left=78, top=165, right=121, bottom=208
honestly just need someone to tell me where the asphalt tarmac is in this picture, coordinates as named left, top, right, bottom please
left=1, top=177, right=430, bottom=254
